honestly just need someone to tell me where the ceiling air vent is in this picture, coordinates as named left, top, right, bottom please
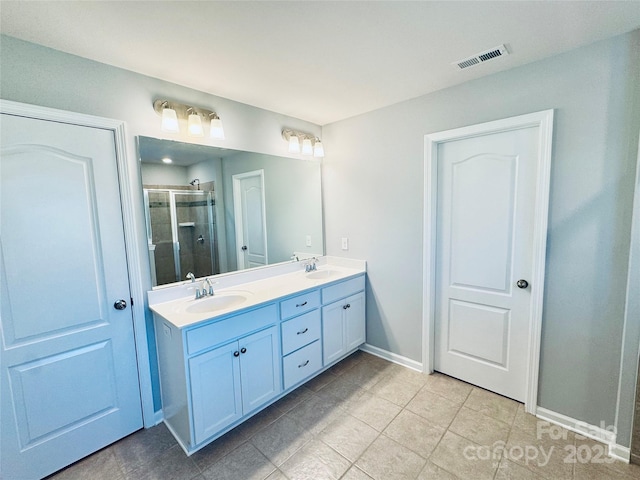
left=454, top=44, right=509, bottom=70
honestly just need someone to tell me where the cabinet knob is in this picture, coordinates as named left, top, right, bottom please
left=343, top=303, right=351, bottom=309
left=233, top=351, right=240, bottom=357
left=240, top=347, right=247, bottom=354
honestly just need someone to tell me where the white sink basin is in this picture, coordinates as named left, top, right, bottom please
left=181, top=293, right=249, bottom=314
left=306, top=269, right=339, bottom=280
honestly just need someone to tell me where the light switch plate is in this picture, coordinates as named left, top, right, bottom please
left=341, top=237, right=349, bottom=250
left=306, top=235, right=312, bottom=247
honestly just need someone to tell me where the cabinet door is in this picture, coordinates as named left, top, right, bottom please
left=189, top=342, right=242, bottom=445
left=239, top=326, right=281, bottom=413
left=322, top=301, right=346, bottom=365
left=345, top=292, right=366, bottom=351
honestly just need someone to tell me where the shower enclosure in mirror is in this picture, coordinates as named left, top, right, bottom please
left=144, top=188, right=218, bottom=286
left=138, top=136, right=324, bottom=287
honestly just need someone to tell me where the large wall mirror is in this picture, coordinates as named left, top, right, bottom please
left=138, top=136, right=324, bottom=287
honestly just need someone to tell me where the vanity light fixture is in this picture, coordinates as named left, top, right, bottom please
left=161, top=157, right=173, bottom=164
left=153, top=99, right=225, bottom=140
left=282, top=129, right=325, bottom=158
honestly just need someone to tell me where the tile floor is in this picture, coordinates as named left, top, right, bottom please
left=48, top=351, right=640, bottom=480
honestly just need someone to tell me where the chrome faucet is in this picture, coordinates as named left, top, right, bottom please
left=204, top=278, right=215, bottom=296
left=186, top=272, right=196, bottom=282
left=304, top=257, right=318, bottom=273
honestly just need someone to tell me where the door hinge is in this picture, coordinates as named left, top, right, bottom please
left=130, top=297, right=134, bottom=307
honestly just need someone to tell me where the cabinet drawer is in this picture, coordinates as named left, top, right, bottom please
left=281, top=310, right=321, bottom=355
left=321, top=275, right=365, bottom=305
left=186, top=304, right=277, bottom=355
left=282, top=340, right=322, bottom=390
left=280, top=290, right=320, bottom=320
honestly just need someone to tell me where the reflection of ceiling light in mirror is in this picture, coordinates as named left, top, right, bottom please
left=162, top=157, right=172, bottom=164
left=187, top=109, right=204, bottom=137
left=302, top=138, right=313, bottom=156
left=209, top=114, right=225, bottom=139
left=288, top=135, right=300, bottom=153
left=313, top=139, right=325, bottom=158
left=161, top=104, right=179, bottom=133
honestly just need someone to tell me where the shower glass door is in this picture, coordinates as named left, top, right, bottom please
left=144, top=189, right=217, bottom=286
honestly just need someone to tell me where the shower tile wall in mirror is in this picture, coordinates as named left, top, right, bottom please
left=138, top=137, right=324, bottom=287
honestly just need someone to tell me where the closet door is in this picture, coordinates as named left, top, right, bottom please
left=0, top=113, right=143, bottom=479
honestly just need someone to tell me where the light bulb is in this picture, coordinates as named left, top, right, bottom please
left=313, top=139, right=325, bottom=158
left=302, top=138, right=313, bottom=155
left=288, top=135, right=300, bottom=153
left=162, top=157, right=172, bottom=164
left=187, top=111, right=204, bottom=137
left=161, top=106, right=179, bottom=133
left=209, top=115, right=225, bottom=139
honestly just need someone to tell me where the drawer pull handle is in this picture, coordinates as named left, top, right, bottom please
left=297, top=328, right=309, bottom=335
left=296, top=301, right=308, bottom=308
left=240, top=347, right=247, bottom=354
left=298, top=360, right=310, bottom=368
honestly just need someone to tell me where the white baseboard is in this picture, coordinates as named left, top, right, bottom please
left=536, top=406, right=616, bottom=444
left=153, top=409, right=164, bottom=426
left=609, top=444, right=631, bottom=463
left=536, top=406, right=630, bottom=463
left=359, top=343, right=423, bottom=372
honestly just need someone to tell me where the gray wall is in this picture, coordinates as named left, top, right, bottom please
left=322, top=30, right=640, bottom=442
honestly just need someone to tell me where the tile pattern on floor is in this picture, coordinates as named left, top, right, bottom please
left=47, top=351, right=640, bottom=480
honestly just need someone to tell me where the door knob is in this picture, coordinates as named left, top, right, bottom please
left=114, top=299, right=128, bottom=310
left=516, top=279, right=529, bottom=289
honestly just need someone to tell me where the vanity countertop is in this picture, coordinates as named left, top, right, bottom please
left=148, top=257, right=366, bottom=329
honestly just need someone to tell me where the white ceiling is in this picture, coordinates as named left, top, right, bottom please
left=2, top=1, right=640, bottom=125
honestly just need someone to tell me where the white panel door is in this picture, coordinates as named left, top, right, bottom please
left=233, top=171, right=267, bottom=269
left=1, top=114, right=143, bottom=479
left=435, top=126, right=538, bottom=401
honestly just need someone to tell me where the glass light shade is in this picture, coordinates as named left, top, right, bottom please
left=187, top=113, right=204, bottom=137
left=301, top=138, right=313, bottom=155
left=288, top=135, right=300, bottom=153
left=209, top=116, right=225, bottom=139
left=161, top=157, right=172, bottom=164
left=161, top=107, right=179, bottom=133
left=313, top=140, right=325, bottom=158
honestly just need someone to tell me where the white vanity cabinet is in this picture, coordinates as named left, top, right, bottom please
left=155, top=304, right=281, bottom=452
left=189, top=325, right=280, bottom=444
left=152, top=268, right=367, bottom=455
left=322, top=276, right=366, bottom=365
